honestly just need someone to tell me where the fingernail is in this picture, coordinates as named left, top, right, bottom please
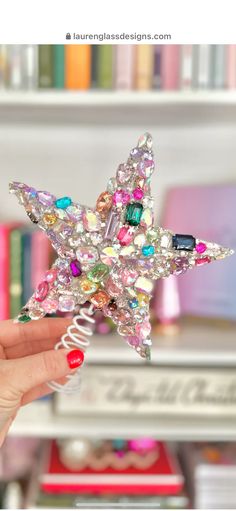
left=67, top=349, right=84, bottom=369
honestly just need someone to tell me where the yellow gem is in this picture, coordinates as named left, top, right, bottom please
left=79, top=277, right=98, bottom=295
left=43, top=213, right=58, bottom=226
left=120, top=245, right=135, bottom=256
left=137, top=292, right=150, bottom=306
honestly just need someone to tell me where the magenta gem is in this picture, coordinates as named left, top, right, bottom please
left=195, top=256, right=211, bottom=266
left=117, top=226, right=133, bottom=246
left=125, top=335, right=140, bottom=348
left=35, top=281, right=49, bottom=302
left=70, top=259, right=82, bottom=277
left=132, top=187, right=144, bottom=200
left=195, top=242, right=207, bottom=254
left=113, top=189, right=130, bottom=206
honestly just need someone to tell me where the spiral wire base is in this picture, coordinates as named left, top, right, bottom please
left=47, top=304, right=95, bottom=394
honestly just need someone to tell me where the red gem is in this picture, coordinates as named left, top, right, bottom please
left=195, top=256, right=211, bottom=266
left=195, top=242, right=207, bottom=254
left=35, top=281, right=49, bottom=302
left=117, top=226, right=133, bottom=246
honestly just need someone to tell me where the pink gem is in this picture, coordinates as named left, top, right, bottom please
left=117, top=226, right=133, bottom=246
left=35, top=281, right=49, bottom=302
left=135, top=320, right=151, bottom=340
left=45, top=269, right=58, bottom=283
left=106, top=277, right=123, bottom=297
left=42, top=298, right=58, bottom=313
left=128, top=438, right=157, bottom=452
left=132, top=188, right=144, bottom=200
left=138, top=156, right=154, bottom=178
left=195, top=242, right=207, bottom=254
left=113, top=189, right=130, bottom=206
left=195, top=256, right=211, bottom=266
left=57, top=269, right=71, bottom=285
left=125, top=335, right=140, bottom=348
left=116, top=163, right=132, bottom=184
left=119, top=268, right=138, bottom=286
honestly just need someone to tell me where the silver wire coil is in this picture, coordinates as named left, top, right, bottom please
left=47, top=304, right=95, bottom=394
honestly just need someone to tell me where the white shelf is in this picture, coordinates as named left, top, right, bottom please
left=9, top=400, right=236, bottom=441
left=9, top=324, right=236, bottom=440
left=1, top=90, right=236, bottom=107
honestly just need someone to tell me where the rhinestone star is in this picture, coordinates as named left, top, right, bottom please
left=10, top=133, right=234, bottom=360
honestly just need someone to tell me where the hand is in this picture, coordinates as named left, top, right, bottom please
left=0, top=318, right=84, bottom=446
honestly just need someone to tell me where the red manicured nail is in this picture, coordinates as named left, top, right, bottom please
left=67, top=349, right=84, bottom=369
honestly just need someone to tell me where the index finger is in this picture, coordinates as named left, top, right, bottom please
left=0, top=317, right=71, bottom=348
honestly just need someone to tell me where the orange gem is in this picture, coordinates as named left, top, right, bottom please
left=96, top=191, right=113, bottom=219
left=90, top=290, right=110, bottom=309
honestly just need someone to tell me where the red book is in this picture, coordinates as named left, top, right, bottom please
left=162, top=45, right=180, bottom=90
left=227, top=45, right=236, bottom=89
left=0, top=222, right=19, bottom=320
left=40, top=441, right=184, bottom=496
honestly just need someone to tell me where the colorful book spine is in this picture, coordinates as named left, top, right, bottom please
left=21, top=45, right=38, bottom=89
left=22, top=229, right=33, bottom=304
left=53, top=45, right=65, bottom=89
left=227, top=45, right=236, bottom=88
left=180, top=45, right=193, bottom=90
left=115, top=45, right=134, bottom=90
left=0, top=224, right=19, bottom=320
left=31, top=230, right=50, bottom=289
left=0, top=45, right=7, bottom=89
left=38, top=45, right=53, bottom=88
left=97, top=45, right=113, bottom=89
left=65, top=45, right=91, bottom=90
left=91, top=45, right=98, bottom=88
left=7, top=45, right=23, bottom=90
left=194, top=45, right=211, bottom=89
left=162, top=45, right=180, bottom=90
left=136, top=45, right=153, bottom=90
left=10, top=228, right=23, bottom=319
left=153, top=45, right=162, bottom=89
left=210, top=45, right=226, bottom=89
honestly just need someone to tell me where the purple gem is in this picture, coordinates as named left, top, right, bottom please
left=104, top=210, right=120, bottom=240
left=38, top=191, right=56, bottom=206
left=70, top=260, right=82, bottom=277
left=171, top=257, right=189, bottom=275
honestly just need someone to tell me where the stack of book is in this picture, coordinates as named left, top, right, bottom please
left=26, top=440, right=189, bottom=508
left=0, top=44, right=236, bottom=91
left=182, top=443, right=236, bottom=509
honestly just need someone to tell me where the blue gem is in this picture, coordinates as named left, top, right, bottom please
left=55, top=197, right=72, bottom=210
left=129, top=298, right=139, bottom=309
left=142, top=245, right=155, bottom=257
left=172, top=234, right=196, bottom=251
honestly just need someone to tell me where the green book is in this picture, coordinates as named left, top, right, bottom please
left=97, top=45, right=113, bottom=89
left=53, top=45, right=65, bottom=88
left=38, top=45, right=53, bottom=88
left=10, top=229, right=23, bottom=319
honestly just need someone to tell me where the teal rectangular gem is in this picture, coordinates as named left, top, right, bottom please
left=125, top=202, right=143, bottom=226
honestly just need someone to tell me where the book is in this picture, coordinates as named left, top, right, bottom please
left=7, top=45, right=22, bottom=89
left=22, top=228, right=34, bottom=305
left=31, top=230, right=51, bottom=290
left=227, top=45, right=236, bottom=88
left=53, top=45, right=65, bottom=89
left=115, top=45, right=135, bottom=90
left=0, top=45, right=7, bottom=89
left=21, top=45, right=38, bottom=89
left=39, top=441, right=184, bottom=496
left=38, top=45, right=53, bottom=88
left=153, top=45, right=162, bottom=89
left=180, top=45, right=193, bottom=90
left=135, top=45, right=153, bottom=90
left=9, top=228, right=23, bottom=319
left=0, top=223, right=19, bottom=320
left=65, top=45, right=91, bottom=90
left=193, top=45, right=211, bottom=89
left=97, top=45, right=113, bottom=89
left=210, top=45, right=226, bottom=89
left=91, top=45, right=98, bottom=88
left=162, top=45, right=180, bottom=90
left=55, top=363, right=236, bottom=418
left=162, top=185, right=236, bottom=320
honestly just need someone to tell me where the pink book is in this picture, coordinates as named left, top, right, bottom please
left=0, top=223, right=18, bottom=320
left=31, top=230, right=51, bottom=290
left=227, top=45, right=236, bottom=89
left=162, top=45, right=180, bottom=90
left=115, top=45, right=135, bottom=90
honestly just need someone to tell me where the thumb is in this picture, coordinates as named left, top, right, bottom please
left=4, top=348, right=84, bottom=395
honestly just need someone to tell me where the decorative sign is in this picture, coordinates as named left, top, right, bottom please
left=55, top=365, right=236, bottom=417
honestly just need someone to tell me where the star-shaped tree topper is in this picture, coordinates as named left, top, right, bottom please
left=10, top=133, right=233, bottom=360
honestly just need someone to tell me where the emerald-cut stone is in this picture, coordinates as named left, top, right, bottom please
left=55, top=197, right=72, bottom=209
left=125, top=202, right=143, bottom=226
left=18, top=313, right=31, bottom=323
left=172, top=234, right=196, bottom=251
left=87, top=263, right=110, bottom=283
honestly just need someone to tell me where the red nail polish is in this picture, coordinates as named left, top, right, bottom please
left=67, top=349, right=84, bottom=369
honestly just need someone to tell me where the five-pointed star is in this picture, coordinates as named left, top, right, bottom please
left=10, top=133, right=233, bottom=360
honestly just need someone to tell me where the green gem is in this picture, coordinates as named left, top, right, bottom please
left=87, top=263, right=110, bottom=283
left=55, top=197, right=72, bottom=209
left=18, top=314, right=31, bottom=323
left=147, top=229, right=158, bottom=243
left=125, top=202, right=143, bottom=226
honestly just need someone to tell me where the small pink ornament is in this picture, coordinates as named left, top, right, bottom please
left=126, top=335, right=140, bottom=348
left=135, top=320, right=151, bottom=340
left=42, top=298, right=59, bottom=313
left=195, top=256, right=211, bottom=266
left=128, top=438, right=157, bottom=452
left=119, top=268, right=138, bottom=286
left=45, top=269, right=57, bottom=283
left=113, top=189, right=130, bottom=206
left=195, top=242, right=207, bottom=254
left=132, top=188, right=144, bottom=200
left=35, top=281, right=49, bottom=302
left=117, top=226, right=133, bottom=246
